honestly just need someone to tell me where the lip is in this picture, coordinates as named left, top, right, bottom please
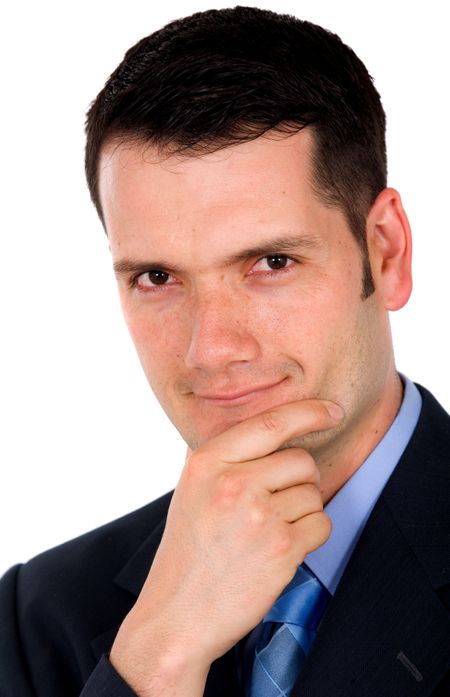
left=195, top=378, right=287, bottom=406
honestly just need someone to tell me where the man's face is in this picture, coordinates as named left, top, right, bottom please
left=99, top=130, right=391, bottom=455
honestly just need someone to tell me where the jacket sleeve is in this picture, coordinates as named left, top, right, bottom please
left=0, top=565, right=37, bottom=696
left=0, top=565, right=137, bottom=697
left=80, top=655, right=140, bottom=697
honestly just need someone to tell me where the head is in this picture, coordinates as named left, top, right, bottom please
left=87, top=7, right=412, bottom=461
left=86, top=5, right=388, bottom=299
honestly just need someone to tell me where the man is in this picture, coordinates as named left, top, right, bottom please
left=0, top=5, right=448, bottom=696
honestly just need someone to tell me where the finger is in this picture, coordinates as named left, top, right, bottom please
left=206, top=399, right=343, bottom=463
left=243, top=448, right=320, bottom=492
left=291, top=511, right=333, bottom=559
left=271, top=483, right=323, bottom=523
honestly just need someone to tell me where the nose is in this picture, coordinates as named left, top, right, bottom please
left=184, top=291, right=260, bottom=373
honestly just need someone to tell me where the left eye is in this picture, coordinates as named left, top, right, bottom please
left=252, top=255, right=293, bottom=272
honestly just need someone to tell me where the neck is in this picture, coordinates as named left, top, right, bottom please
left=317, top=370, right=404, bottom=504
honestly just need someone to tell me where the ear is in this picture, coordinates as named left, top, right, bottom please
left=366, top=187, right=413, bottom=311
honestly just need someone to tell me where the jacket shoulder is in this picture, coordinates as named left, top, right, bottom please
left=0, top=490, right=173, bottom=693
left=17, top=489, right=173, bottom=601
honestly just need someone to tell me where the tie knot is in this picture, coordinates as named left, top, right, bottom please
left=248, top=565, right=331, bottom=696
left=263, top=563, right=330, bottom=630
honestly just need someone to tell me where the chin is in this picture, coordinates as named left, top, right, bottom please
left=280, top=420, right=344, bottom=454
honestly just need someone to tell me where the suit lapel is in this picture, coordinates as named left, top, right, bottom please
left=292, top=498, right=450, bottom=696
left=113, top=517, right=168, bottom=598
left=89, top=516, right=168, bottom=661
left=292, top=385, right=450, bottom=696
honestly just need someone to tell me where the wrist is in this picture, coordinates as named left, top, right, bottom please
left=110, top=624, right=211, bottom=697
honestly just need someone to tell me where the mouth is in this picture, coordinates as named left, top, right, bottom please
left=194, top=377, right=288, bottom=406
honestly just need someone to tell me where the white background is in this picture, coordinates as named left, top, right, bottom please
left=1, top=0, right=449, bottom=576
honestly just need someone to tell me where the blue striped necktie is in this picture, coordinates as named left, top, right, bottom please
left=248, top=563, right=331, bottom=697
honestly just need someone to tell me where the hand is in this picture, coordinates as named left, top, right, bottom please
left=110, top=399, right=343, bottom=695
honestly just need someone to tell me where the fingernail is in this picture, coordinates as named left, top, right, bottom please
left=326, top=403, right=344, bottom=421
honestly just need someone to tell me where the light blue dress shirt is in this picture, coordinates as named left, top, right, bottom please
left=305, top=373, right=422, bottom=594
left=238, top=373, right=423, bottom=689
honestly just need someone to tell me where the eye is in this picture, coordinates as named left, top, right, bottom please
left=134, top=270, right=177, bottom=290
left=251, top=254, right=295, bottom=274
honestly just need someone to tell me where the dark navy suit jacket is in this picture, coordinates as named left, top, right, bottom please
left=1, top=384, right=449, bottom=696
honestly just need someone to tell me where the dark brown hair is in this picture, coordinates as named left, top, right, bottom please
left=85, top=6, right=387, bottom=297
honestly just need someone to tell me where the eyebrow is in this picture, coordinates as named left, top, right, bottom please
left=113, top=233, right=320, bottom=276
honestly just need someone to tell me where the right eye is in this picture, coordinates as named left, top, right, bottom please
left=133, top=270, right=177, bottom=291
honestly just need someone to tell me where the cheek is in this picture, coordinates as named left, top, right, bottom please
left=122, top=301, right=187, bottom=379
left=252, top=282, right=349, bottom=354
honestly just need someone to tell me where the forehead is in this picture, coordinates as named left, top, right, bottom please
left=99, top=129, right=314, bottom=214
left=97, top=129, right=348, bottom=266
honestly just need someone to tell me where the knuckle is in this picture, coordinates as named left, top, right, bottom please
left=259, top=410, right=284, bottom=434
left=214, top=469, right=248, bottom=504
left=247, top=498, right=268, bottom=528
left=301, top=483, right=323, bottom=510
left=270, top=528, right=293, bottom=557
left=298, top=450, right=317, bottom=479
left=184, top=450, right=210, bottom=480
